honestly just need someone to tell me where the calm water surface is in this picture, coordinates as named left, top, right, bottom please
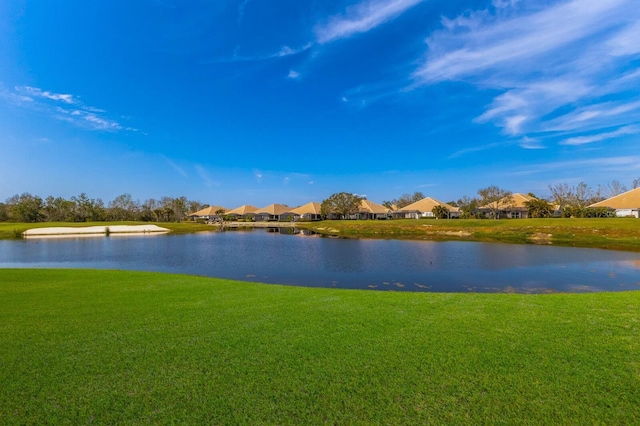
left=1, top=229, right=639, bottom=293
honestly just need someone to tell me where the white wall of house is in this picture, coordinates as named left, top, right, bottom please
left=615, top=209, right=639, bottom=218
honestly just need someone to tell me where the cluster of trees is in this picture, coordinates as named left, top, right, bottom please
left=320, top=192, right=364, bottom=219
left=0, top=193, right=206, bottom=223
left=382, top=192, right=425, bottom=209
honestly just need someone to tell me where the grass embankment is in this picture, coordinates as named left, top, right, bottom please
left=1, top=269, right=638, bottom=424
left=3, top=218, right=640, bottom=251
left=304, top=218, right=640, bottom=251
left=0, top=221, right=214, bottom=239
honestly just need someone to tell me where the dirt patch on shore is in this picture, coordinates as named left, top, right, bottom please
left=529, top=233, right=553, bottom=244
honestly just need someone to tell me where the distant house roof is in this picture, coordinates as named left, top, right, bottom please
left=226, top=205, right=259, bottom=215
left=188, top=205, right=227, bottom=217
left=255, top=204, right=293, bottom=215
left=400, top=197, right=459, bottom=213
left=358, top=199, right=390, bottom=214
left=589, top=187, right=640, bottom=209
left=291, top=202, right=322, bottom=215
left=478, top=193, right=533, bottom=210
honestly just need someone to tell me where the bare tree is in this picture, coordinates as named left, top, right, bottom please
left=574, top=182, right=594, bottom=208
left=549, top=182, right=596, bottom=217
left=548, top=183, right=574, bottom=211
left=383, top=192, right=424, bottom=209
left=455, top=196, right=478, bottom=218
left=632, top=177, right=640, bottom=189
left=600, top=180, right=627, bottom=199
left=477, top=186, right=513, bottom=219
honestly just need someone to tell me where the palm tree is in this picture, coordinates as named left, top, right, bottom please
left=431, top=205, right=449, bottom=219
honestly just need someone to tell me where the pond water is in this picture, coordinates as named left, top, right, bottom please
left=1, top=228, right=640, bottom=293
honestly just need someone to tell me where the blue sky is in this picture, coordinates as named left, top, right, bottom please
left=1, top=0, right=639, bottom=207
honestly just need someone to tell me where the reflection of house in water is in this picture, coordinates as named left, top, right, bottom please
left=265, top=227, right=318, bottom=236
left=589, top=187, right=640, bottom=218
left=393, top=197, right=460, bottom=219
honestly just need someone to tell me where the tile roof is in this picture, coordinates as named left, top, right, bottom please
left=188, top=205, right=227, bottom=216
left=400, top=197, right=459, bottom=213
left=255, top=204, right=294, bottom=215
left=225, top=205, right=259, bottom=215
left=291, top=202, right=322, bottom=215
left=358, top=199, right=390, bottom=214
left=589, top=187, right=640, bottom=209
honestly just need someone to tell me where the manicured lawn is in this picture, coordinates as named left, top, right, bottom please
left=3, top=218, right=640, bottom=251
left=305, top=218, right=640, bottom=251
left=1, top=269, right=638, bottom=424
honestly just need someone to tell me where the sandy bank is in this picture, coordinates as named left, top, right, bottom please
left=23, top=225, right=170, bottom=237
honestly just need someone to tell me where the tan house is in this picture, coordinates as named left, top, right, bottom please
left=254, top=204, right=295, bottom=222
left=225, top=205, right=258, bottom=221
left=588, top=187, right=640, bottom=218
left=188, top=205, right=227, bottom=221
left=291, top=202, right=322, bottom=221
left=394, top=197, right=460, bottom=219
left=478, top=193, right=544, bottom=219
left=357, top=199, right=392, bottom=220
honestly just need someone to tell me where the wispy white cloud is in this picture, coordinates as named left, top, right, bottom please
left=212, top=43, right=312, bottom=64
left=195, top=165, right=219, bottom=187
left=413, top=0, right=640, bottom=142
left=415, top=1, right=620, bottom=83
left=544, top=100, right=640, bottom=133
left=54, top=106, right=124, bottom=131
left=162, top=156, right=188, bottom=178
left=315, top=0, right=425, bottom=44
left=448, top=141, right=505, bottom=159
left=559, top=125, right=639, bottom=146
left=5, top=85, right=134, bottom=132
left=287, top=70, right=300, bottom=79
left=17, top=86, right=76, bottom=104
left=217, top=0, right=422, bottom=72
left=519, top=136, right=544, bottom=150
left=509, top=155, right=640, bottom=176
left=341, top=79, right=410, bottom=108
left=237, top=0, right=250, bottom=24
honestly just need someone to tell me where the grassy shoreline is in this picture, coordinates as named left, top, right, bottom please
left=1, top=268, right=639, bottom=424
left=303, top=218, right=640, bottom=251
left=2, top=218, right=640, bottom=251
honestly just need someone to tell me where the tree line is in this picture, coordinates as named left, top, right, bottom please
left=2, top=178, right=638, bottom=223
left=0, top=193, right=206, bottom=223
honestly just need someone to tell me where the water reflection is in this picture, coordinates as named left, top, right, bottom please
left=1, top=229, right=639, bottom=293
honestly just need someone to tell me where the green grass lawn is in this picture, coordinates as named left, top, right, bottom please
left=305, top=218, right=640, bottom=251
left=1, top=269, right=638, bottom=424
left=3, top=218, right=640, bottom=251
